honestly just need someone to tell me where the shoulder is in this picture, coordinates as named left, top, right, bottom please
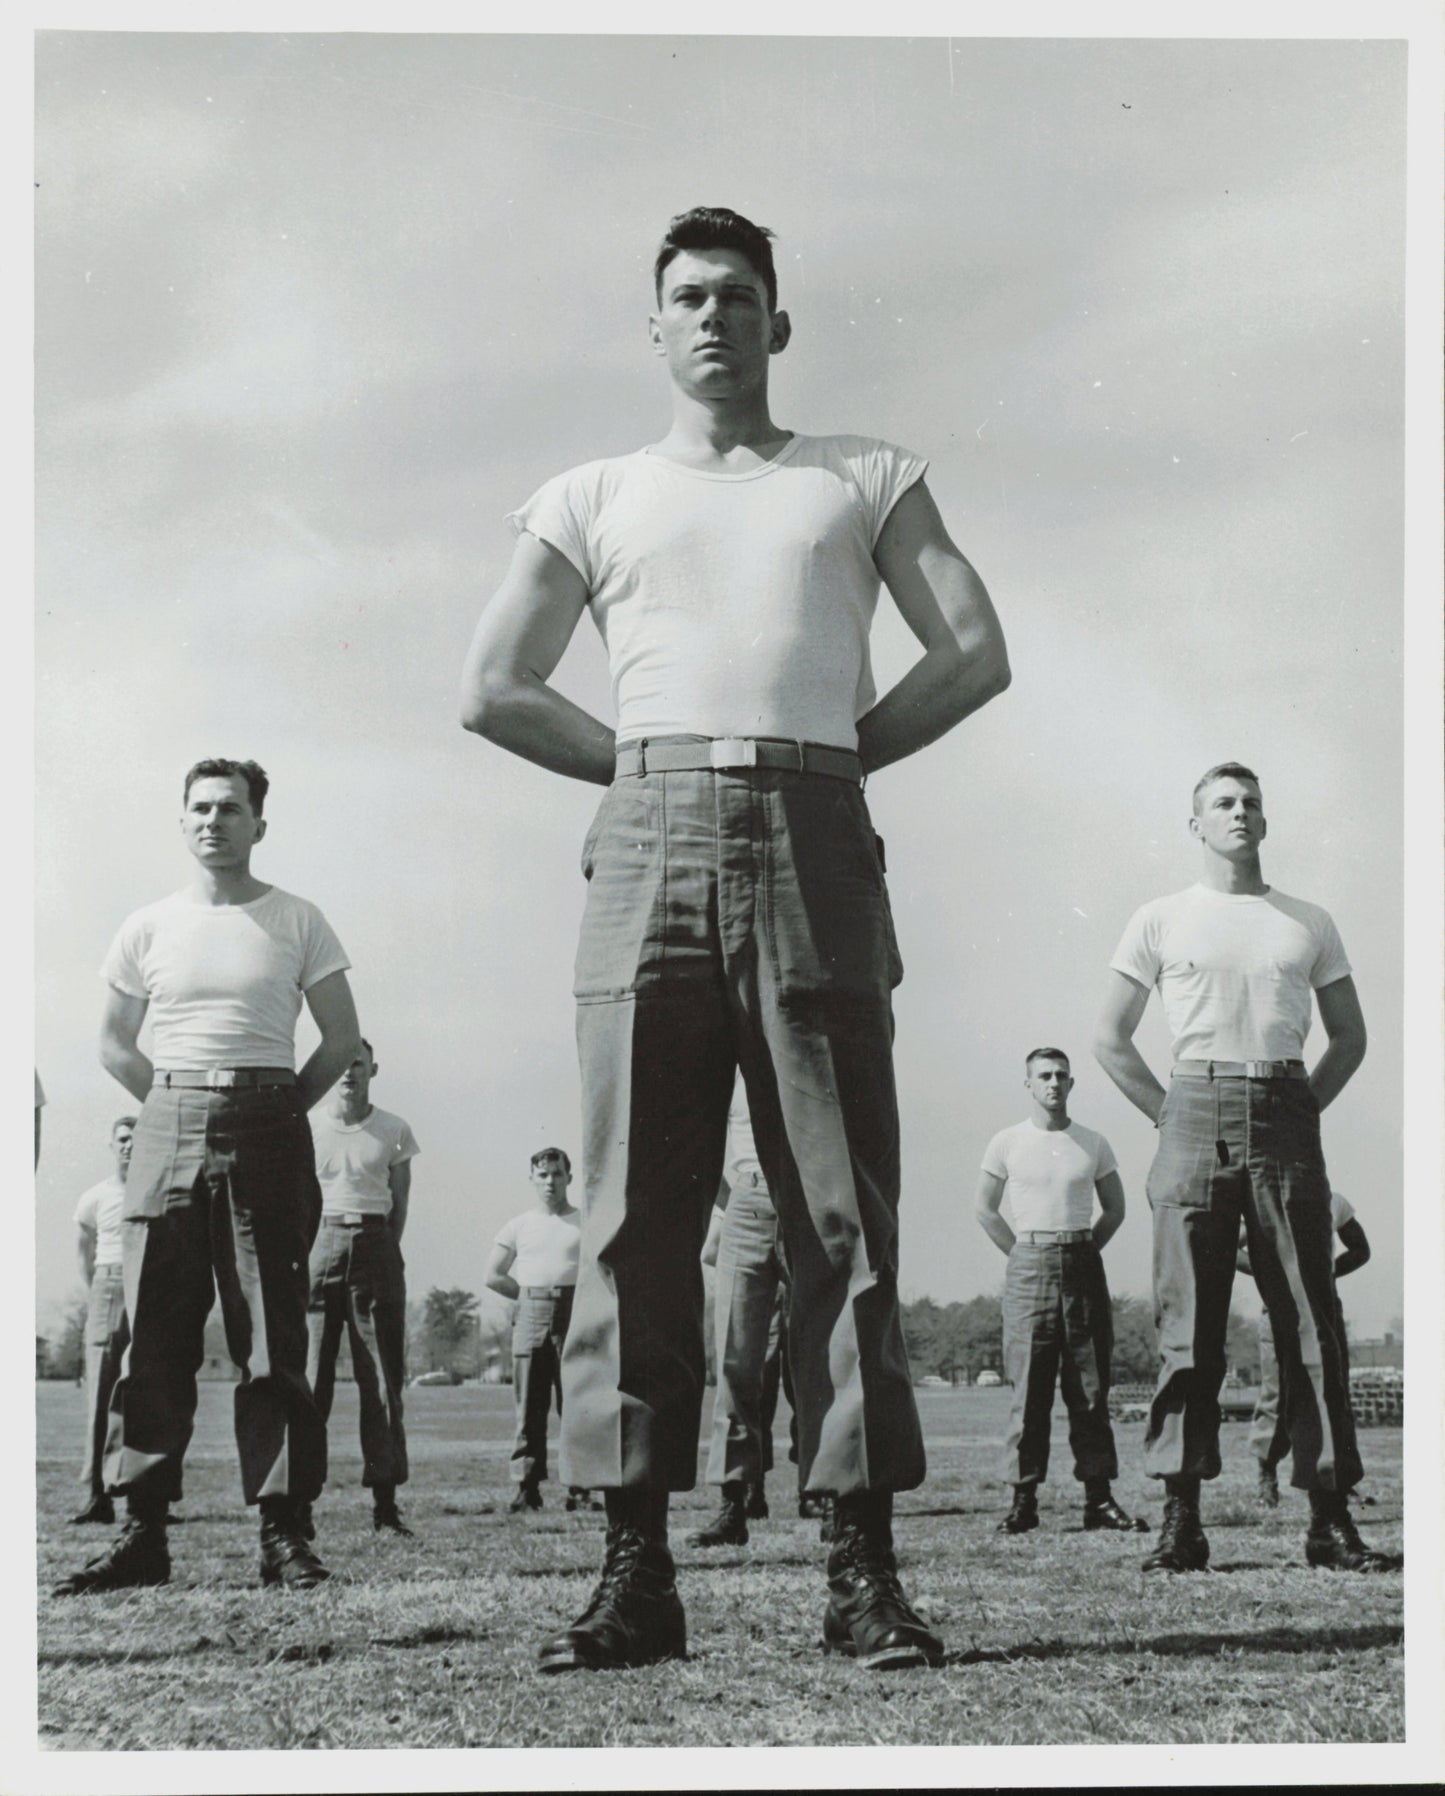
left=113, top=890, right=187, bottom=939
left=1265, top=889, right=1337, bottom=934
left=983, top=1122, right=1023, bottom=1159
left=528, top=453, right=643, bottom=507
left=1071, top=1122, right=1114, bottom=1162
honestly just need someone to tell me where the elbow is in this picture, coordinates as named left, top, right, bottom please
left=460, top=666, right=522, bottom=740
left=985, top=650, right=1012, bottom=698
left=1091, top=1031, right=1118, bottom=1070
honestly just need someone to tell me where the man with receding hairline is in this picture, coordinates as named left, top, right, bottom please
left=55, top=757, right=360, bottom=1597
left=463, top=206, right=1010, bottom=1672
left=1094, top=762, right=1399, bottom=1576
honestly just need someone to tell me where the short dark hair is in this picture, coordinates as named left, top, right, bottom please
left=1192, top=762, right=1260, bottom=815
left=1025, top=1047, right=1070, bottom=1073
left=358, top=1037, right=374, bottom=1059
left=654, top=207, right=778, bottom=313
left=530, top=1146, right=572, bottom=1174
left=183, top=758, right=269, bottom=817
left=112, top=1115, right=138, bottom=1133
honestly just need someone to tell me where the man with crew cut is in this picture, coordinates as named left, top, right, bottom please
left=976, top=1049, right=1146, bottom=1538
left=462, top=206, right=1009, bottom=1672
left=54, top=758, right=359, bottom=1597
left=1094, top=762, right=1400, bottom=1575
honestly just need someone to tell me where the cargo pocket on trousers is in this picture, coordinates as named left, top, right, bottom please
left=573, top=782, right=662, bottom=1003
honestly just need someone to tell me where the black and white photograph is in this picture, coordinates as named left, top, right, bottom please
left=24, top=5, right=1444, bottom=1788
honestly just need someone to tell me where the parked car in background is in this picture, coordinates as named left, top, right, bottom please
left=975, top=1369, right=1003, bottom=1387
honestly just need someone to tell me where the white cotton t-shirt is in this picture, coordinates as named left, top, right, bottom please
left=1329, top=1190, right=1355, bottom=1231
left=495, top=1208, right=583, bottom=1289
left=101, top=886, right=351, bottom=1071
left=1110, top=884, right=1350, bottom=1064
left=980, top=1120, right=1118, bottom=1234
left=74, top=1175, right=127, bottom=1268
left=312, top=1105, right=420, bottom=1218
left=507, top=433, right=929, bottom=749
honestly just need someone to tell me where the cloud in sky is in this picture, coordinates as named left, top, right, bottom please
left=36, top=32, right=1406, bottom=1337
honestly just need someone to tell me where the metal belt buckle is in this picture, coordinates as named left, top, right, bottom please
left=710, top=737, right=756, bottom=770
left=1244, top=1060, right=1273, bottom=1079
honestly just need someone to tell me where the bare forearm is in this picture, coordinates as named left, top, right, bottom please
left=856, top=642, right=1010, bottom=775
left=1092, top=1211, right=1123, bottom=1250
left=977, top=1208, right=1016, bottom=1256
left=1309, top=1034, right=1365, bottom=1111
left=486, top=1274, right=520, bottom=1302
left=1094, top=1035, right=1167, bottom=1123
left=101, top=1041, right=154, bottom=1105
left=391, top=1195, right=409, bottom=1244
left=463, top=676, right=616, bottom=786
left=296, top=1037, right=359, bottom=1112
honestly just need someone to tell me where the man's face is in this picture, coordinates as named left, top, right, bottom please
left=111, top=1122, right=134, bottom=1179
left=1190, top=776, right=1267, bottom=859
left=530, top=1158, right=572, bottom=1205
left=181, top=775, right=265, bottom=870
left=338, top=1048, right=376, bottom=1106
left=1025, top=1059, right=1073, bottom=1112
left=649, top=248, right=789, bottom=398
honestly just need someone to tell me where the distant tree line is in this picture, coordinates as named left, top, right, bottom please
left=900, top=1292, right=1264, bottom=1387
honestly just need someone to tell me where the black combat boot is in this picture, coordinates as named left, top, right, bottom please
left=1304, top=1489, right=1401, bottom=1572
left=823, top=1490, right=943, bottom=1670
left=259, top=1497, right=331, bottom=1590
left=687, top=1482, right=749, bottom=1547
left=997, top=1484, right=1039, bottom=1534
left=53, top=1495, right=170, bottom=1596
left=1141, top=1479, right=1209, bottom=1572
left=1081, top=1479, right=1149, bottom=1532
left=372, top=1482, right=415, bottom=1537
left=537, top=1491, right=686, bottom=1672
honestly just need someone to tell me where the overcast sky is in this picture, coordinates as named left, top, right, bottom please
left=34, top=31, right=1410, bottom=1340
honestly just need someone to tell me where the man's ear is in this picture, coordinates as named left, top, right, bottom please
left=768, top=309, right=792, bottom=355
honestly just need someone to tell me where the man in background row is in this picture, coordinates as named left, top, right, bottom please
left=485, top=1148, right=600, bottom=1515
left=976, top=1048, right=1146, bottom=1539
left=70, top=1116, right=137, bottom=1526
left=55, top=757, right=359, bottom=1597
left=1241, top=1191, right=1371, bottom=1508
left=307, top=1039, right=419, bottom=1538
left=1095, top=761, right=1399, bottom=1575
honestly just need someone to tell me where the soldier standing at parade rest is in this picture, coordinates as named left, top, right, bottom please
left=1094, top=762, right=1400, bottom=1574
left=306, top=1038, right=419, bottom=1538
left=54, top=758, right=360, bottom=1596
left=976, top=1048, right=1147, bottom=1538
left=462, top=206, right=1009, bottom=1671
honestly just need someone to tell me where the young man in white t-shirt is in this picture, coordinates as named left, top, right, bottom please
left=55, top=758, right=360, bottom=1597
left=1094, top=762, right=1398, bottom=1575
left=977, top=1049, right=1147, bottom=1538
left=306, top=1038, right=420, bottom=1537
left=484, top=1149, right=597, bottom=1514
left=70, top=1116, right=137, bottom=1526
left=462, top=206, right=1009, bottom=1675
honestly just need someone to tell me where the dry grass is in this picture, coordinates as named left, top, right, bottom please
left=36, top=1382, right=1404, bottom=1750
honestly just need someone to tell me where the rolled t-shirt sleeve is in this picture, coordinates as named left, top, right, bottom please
left=1309, top=913, right=1352, bottom=990
left=298, top=904, right=351, bottom=991
left=492, top=1217, right=519, bottom=1256
left=74, top=1188, right=99, bottom=1231
left=980, top=1130, right=1011, bottom=1182
left=100, top=917, right=149, bottom=999
left=392, top=1121, right=421, bottom=1165
left=850, top=439, right=929, bottom=546
left=1094, top=1134, right=1119, bottom=1180
left=1109, top=903, right=1161, bottom=990
left=505, top=468, right=594, bottom=585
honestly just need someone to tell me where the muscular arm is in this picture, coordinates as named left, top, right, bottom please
left=1093, top=1170, right=1126, bottom=1250
left=460, top=534, right=615, bottom=785
left=1093, top=972, right=1168, bottom=1124
left=1335, top=1216, right=1371, bottom=1279
left=388, top=1160, right=412, bottom=1244
left=99, top=987, right=154, bottom=1104
left=484, top=1241, right=520, bottom=1304
left=856, top=481, right=1010, bottom=775
left=975, top=1170, right=1015, bottom=1257
left=76, top=1225, right=97, bottom=1288
left=1310, top=976, right=1367, bottom=1111
left=296, top=972, right=361, bottom=1111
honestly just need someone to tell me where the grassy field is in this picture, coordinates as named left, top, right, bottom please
left=35, top=1380, right=1404, bottom=1751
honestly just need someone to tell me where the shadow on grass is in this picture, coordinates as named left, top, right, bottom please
left=944, top=1620, right=1403, bottom=1669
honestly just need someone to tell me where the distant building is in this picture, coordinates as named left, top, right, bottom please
left=1348, top=1331, right=1404, bottom=1372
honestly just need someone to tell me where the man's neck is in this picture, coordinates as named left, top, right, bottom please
left=539, top=1198, right=573, bottom=1218
left=1199, top=854, right=1269, bottom=896
left=332, top=1095, right=373, bottom=1127
left=653, top=387, right=788, bottom=467
left=1030, top=1107, right=1072, bottom=1133
left=190, top=864, right=271, bottom=906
